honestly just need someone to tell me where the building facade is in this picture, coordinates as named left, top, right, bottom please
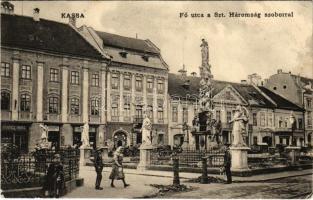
left=265, top=69, right=313, bottom=147
left=167, top=73, right=305, bottom=150
left=1, top=5, right=110, bottom=152
left=78, top=26, right=169, bottom=148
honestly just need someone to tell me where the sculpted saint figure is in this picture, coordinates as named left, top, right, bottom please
left=141, top=114, right=152, bottom=145
left=39, top=124, right=49, bottom=149
left=81, top=123, right=90, bottom=148
left=229, top=105, right=249, bottom=147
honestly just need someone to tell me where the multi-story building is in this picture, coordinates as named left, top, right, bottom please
left=1, top=4, right=110, bottom=152
left=167, top=73, right=304, bottom=149
left=265, top=69, right=313, bottom=147
left=78, top=26, right=169, bottom=148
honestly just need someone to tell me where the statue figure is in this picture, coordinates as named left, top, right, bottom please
left=230, top=105, right=249, bottom=147
left=81, top=123, right=90, bottom=148
left=39, top=124, right=49, bottom=149
left=200, top=39, right=209, bottom=66
left=141, top=114, right=152, bottom=145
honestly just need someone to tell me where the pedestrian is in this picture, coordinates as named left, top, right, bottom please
left=109, top=146, right=130, bottom=188
left=224, top=143, right=232, bottom=184
left=94, top=146, right=105, bottom=190
left=44, top=153, right=65, bottom=197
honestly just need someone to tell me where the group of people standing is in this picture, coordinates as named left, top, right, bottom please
left=94, top=146, right=130, bottom=190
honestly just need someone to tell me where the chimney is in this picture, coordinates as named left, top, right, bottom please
left=277, top=69, right=283, bottom=74
left=1, top=1, right=14, bottom=14
left=69, top=16, right=76, bottom=27
left=241, top=80, right=247, bottom=84
left=33, top=8, right=40, bottom=21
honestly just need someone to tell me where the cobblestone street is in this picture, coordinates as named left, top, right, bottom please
left=65, top=166, right=312, bottom=198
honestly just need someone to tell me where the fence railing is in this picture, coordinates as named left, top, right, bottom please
left=1, top=148, right=80, bottom=190
left=150, top=146, right=225, bottom=168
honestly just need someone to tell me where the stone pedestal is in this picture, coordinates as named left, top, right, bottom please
left=285, top=146, right=301, bottom=166
left=79, top=146, right=92, bottom=166
left=230, top=146, right=251, bottom=174
left=137, top=144, right=154, bottom=171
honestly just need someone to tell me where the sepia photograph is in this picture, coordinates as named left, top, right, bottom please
left=0, top=0, right=312, bottom=198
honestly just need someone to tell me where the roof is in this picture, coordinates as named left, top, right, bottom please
left=258, top=87, right=304, bottom=111
left=1, top=14, right=105, bottom=60
left=168, top=73, right=277, bottom=108
left=96, top=31, right=159, bottom=54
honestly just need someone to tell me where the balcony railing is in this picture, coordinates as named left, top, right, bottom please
left=1, top=111, right=11, bottom=121
left=19, top=112, right=33, bottom=121
left=46, top=114, right=60, bottom=122
left=89, top=115, right=100, bottom=124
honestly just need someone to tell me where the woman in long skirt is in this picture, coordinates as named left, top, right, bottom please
left=109, top=146, right=130, bottom=188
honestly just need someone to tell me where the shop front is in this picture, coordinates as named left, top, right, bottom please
left=1, top=124, right=29, bottom=153
left=72, top=125, right=97, bottom=149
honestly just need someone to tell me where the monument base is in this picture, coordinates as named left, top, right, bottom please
left=137, top=144, right=154, bottom=171
left=230, top=146, right=251, bottom=176
left=79, top=146, right=92, bottom=166
left=285, top=146, right=301, bottom=166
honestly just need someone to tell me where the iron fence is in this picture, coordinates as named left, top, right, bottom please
left=150, top=146, right=225, bottom=168
left=1, top=148, right=80, bottom=190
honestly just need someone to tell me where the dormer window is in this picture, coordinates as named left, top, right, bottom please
left=142, top=54, right=149, bottom=62
left=119, top=50, right=128, bottom=58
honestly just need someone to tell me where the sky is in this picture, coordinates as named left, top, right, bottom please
left=11, top=1, right=313, bottom=82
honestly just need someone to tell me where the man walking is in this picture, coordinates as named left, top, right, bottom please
left=224, top=143, right=232, bottom=184
left=94, top=147, right=104, bottom=190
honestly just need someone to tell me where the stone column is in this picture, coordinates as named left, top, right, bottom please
left=230, top=146, right=251, bottom=176
left=119, top=73, right=123, bottom=122
left=61, top=65, right=69, bottom=123
left=11, top=58, right=20, bottom=120
left=106, top=70, right=111, bottom=122
left=82, top=64, right=89, bottom=123
left=36, top=62, right=44, bottom=122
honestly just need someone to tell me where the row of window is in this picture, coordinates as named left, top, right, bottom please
left=111, top=73, right=164, bottom=92
left=1, top=91, right=100, bottom=115
left=1, top=63, right=100, bottom=86
left=111, top=103, right=164, bottom=121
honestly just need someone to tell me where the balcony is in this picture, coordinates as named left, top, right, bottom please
left=1, top=110, right=11, bottom=121
left=89, top=115, right=100, bottom=124
left=19, top=111, right=33, bottom=121
left=69, top=115, right=81, bottom=123
left=133, top=117, right=143, bottom=123
left=46, top=114, right=60, bottom=122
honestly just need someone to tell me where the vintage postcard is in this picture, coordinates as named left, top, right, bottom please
left=1, top=0, right=312, bottom=198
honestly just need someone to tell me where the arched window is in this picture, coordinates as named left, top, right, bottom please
left=48, top=96, right=59, bottom=114
left=1, top=91, right=10, bottom=110
left=70, top=98, right=80, bottom=115
left=90, top=98, right=100, bottom=116
left=20, top=93, right=31, bottom=111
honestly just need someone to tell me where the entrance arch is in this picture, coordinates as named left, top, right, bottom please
left=113, top=130, right=129, bottom=148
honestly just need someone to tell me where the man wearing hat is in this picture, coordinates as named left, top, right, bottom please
left=44, top=154, right=64, bottom=197
left=94, top=147, right=105, bottom=190
left=223, top=143, right=232, bottom=184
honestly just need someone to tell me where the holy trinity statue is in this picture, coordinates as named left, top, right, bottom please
left=229, top=105, right=249, bottom=147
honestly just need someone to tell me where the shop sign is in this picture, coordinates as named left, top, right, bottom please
left=2, top=125, right=27, bottom=132
left=48, top=126, right=60, bottom=132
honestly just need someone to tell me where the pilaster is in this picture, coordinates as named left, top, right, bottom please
left=100, top=66, right=107, bottom=124
left=119, top=73, right=124, bottom=122
left=61, top=65, right=69, bottom=122
left=106, top=70, right=111, bottom=122
left=82, top=62, right=89, bottom=123
left=153, top=77, right=158, bottom=123
left=36, top=62, right=44, bottom=122
left=131, top=73, right=136, bottom=121
left=11, top=58, right=20, bottom=120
